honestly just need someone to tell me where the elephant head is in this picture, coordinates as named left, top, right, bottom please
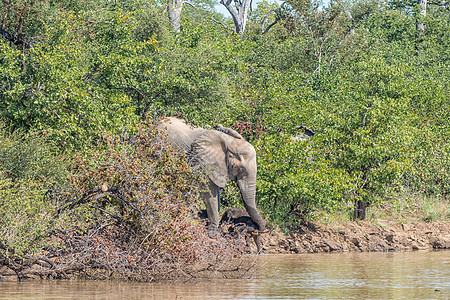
left=159, top=117, right=265, bottom=232
left=190, top=128, right=265, bottom=231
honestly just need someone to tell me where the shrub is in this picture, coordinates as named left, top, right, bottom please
left=255, top=133, right=353, bottom=225
left=0, top=125, right=67, bottom=186
left=412, top=138, right=450, bottom=198
left=0, top=175, right=55, bottom=259
left=0, top=120, right=251, bottom=281
left=0, top=126, right=65, bottom=274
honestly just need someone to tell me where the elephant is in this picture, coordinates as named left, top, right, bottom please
left=220, top=207, right=262, bottom=253
left=157, top=117, right=265, bottom=236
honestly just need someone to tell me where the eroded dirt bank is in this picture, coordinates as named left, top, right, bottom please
left=261, top=221, right=450, bottom=254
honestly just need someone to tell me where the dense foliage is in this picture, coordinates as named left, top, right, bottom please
left=0, top=121, right=249, bottom=280
left=0, top=0, right=448, bottom=280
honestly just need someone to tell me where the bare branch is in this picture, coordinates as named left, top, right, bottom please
left=1, top=0, right=10, bottom=31
left=261, top=2, right=285, bottom=34
left=261, top=8, right=275, bottom=31
left=327, top=31, right=351, bottom=71
left=337, top=0, right=353, bottom=20
left=0, top=28, right=32, bottom=48
left=262, top=20, right=278, bottom=34
left=182, top=1, right=231, bottom=31
left=428, top=1, right=448, bottom=5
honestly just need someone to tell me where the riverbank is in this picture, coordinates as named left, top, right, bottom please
left=261, top=220, right=450, bottom=254
left=1, top=220, right=448, bottom=283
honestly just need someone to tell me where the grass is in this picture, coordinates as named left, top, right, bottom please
left=367, top=194, right=449, bottom=224
left=312, top=193, right=449, bottom=227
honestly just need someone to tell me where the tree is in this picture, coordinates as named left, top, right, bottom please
left=416, top=0, right=449, bottom=32
left=416, top=0, right=428, bottom=31
left=0, top=0, right=41, bottom=48
left=168, top=0, right=184, bottom=32
left=166, top=0, right=227, bottom=32
left=220, top=0, right=252, bottom=34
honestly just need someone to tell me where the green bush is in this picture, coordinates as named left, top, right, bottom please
left=0, top=0, right=448, bottom=237
left=0, top=175, right=55, bottom=258
left=0, top=126, right=67, bottom=186
left=413, top=138, right=450, bottom=198
left=0, top=125, right=66, bottom=260
left=256, top=134, right=353, bottom=224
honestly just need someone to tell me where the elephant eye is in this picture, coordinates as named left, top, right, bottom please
left=239, top=166, right=248, bottom=176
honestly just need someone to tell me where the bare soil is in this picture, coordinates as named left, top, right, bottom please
left=261, top=220, right=450, bottom=254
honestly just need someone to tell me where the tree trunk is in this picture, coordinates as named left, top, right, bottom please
left=220, top=0, right=252, bottom=35
left=2, top=1, right=10, bottom=31
left=354, top=200, right=367, bottom=220
left=168, top=0, right=184, bottom=32
left=416, top=0, right=427, bottom=32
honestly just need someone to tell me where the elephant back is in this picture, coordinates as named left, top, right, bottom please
left=158, top=117, right=206, bottom=151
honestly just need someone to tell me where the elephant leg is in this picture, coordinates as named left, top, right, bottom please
left=200, top=180, right=220, bottom=235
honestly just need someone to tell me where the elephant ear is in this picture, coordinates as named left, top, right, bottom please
left=190, top=131, right=228, bottom=188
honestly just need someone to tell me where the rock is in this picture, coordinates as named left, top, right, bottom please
left=368, top=235, right=389, bottom=251
left=267, top=235, right=278, bottom=246
left=429, top=236, right=450, bottom=249
left=291, top=244, right=304, bottom=253
left=351, top=237, right=361, bottom=247
left=325, top=239, right=340, bottom=251
left=279, top=239, right=290, bottom=250
left=254, top=220, right=449, bottom=255
left=444, top=238, right=450, bottom=249
left=398, top=236, right=410, bottom=247
left=411, top=242, right=429, bottom=251
left=385, top=234, right=395, bottom=243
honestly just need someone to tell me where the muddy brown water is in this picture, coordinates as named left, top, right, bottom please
left=1, top=251, right=448, bottom=299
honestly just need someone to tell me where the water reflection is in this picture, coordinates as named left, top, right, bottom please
left=258, top=251, right=449, bottom=299
left=0, top=251, right=448, bottom=299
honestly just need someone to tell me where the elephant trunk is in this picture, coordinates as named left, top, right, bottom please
left=237, top=177, right=265, bottom=232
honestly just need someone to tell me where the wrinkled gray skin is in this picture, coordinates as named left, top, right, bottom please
left=221, top=207, right=262, bottom=253
left=158, top=117, right=265, bottom=234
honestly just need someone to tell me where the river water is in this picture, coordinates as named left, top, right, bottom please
left=1, top=251, right=448, bottom=299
